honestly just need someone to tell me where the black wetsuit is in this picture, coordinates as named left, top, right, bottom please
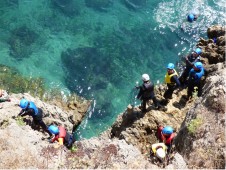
left=137, top=81, right=159, bottom=111
left=179, top=53, right=200, bottom=87
left=18, top=108, right=52, bottom=136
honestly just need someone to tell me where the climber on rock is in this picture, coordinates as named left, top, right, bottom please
left=187, top=61, right=205, bottom=99
left=151, top=142, right=167, bottom=162
left=18, top=98, right=52, bottom=138
left=163, top=63, right=181, bottom=102
left=179, top=48, right=202, bottom=87
left=48, top=125, right=75, bottom=149
left=136, top=73, right=160, bottom=112
left=157, top=125, right=175, bottom=152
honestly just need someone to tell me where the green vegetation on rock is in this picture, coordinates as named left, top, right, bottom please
left=187, top=117, right=203, bottom=135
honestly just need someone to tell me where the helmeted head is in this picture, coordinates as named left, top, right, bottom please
left=19, top=99, right=29, bottom=109
left=48, top=125, right=59, bottom=134
left=142, top=74, right=150, bottom=82
left=156, top=148, right=166, bottom=160
left=167, top=63, right=174, bottom=70
left=194, top=48, right=202, bottom=55
left=187, top=14, right=195, bottom=22
left=194, top=62, right=203, bottom=70
left=162, top=126, right=174, bottom=135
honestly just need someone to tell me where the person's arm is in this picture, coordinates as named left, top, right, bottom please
left=185, top=55, right=194, bottom=67
left=18, top=108, right=32, bottom=117
left=136, top=86, right=143, bottom=99
left=51, top=136, right=58, bottom=143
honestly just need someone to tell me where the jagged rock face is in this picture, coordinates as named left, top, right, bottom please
left=0, top=93, right=156, bottom=169
left=110, top=25, right=225, bottom=169
left=174, top=63, right=225, bottom=169
left=198, top=25, right=225, bottom=64
left=207, top=25, right=225, bottom=39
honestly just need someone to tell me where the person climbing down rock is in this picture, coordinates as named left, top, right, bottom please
left=136, top=73, right=160, bottom=112
left=187, top=61, right=205, bottom=100
left=157, top=125, right=175, bottom=153
left=48, top=125, right=75, bottom=149
left=163, top=63, right=181, bottom=103
left=179, top=48, right=202, bottom=87
left=18, top=98, right=52, bottom=138
left=151, top=142, right=167, bottom=162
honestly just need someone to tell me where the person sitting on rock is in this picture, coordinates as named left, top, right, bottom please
left=163, top=63, right=181, bottom=102
left=187, top=62, right=205, bottom=99
left=136, top=73, right=160, bottom=112
left=48, top=125, right=75, bottom=149
left=151, top=142, right=167, bottom=162
left=157, top=125, right=175, bottom=152
left=179, top=48, right=202, bottom=87
left=18, top=98, right=52, bottom=138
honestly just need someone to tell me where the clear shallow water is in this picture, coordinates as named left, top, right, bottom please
left=0, top=0, right=225, bottom=139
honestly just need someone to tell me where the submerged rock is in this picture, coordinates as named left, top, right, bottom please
left=8, top=26, right=37, bottom=60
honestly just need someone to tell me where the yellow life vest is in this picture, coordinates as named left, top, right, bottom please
left=165, top=69, right=178, bottom=84
left=151, top=143, right=167, bottom=154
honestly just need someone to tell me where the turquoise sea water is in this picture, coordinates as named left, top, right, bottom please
left=0, top=0, right=225, bottom=139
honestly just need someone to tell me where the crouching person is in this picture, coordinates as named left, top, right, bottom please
left=18, top=98, right=52, bottom=138
left=48, top=125, right=75, bottom=149
left=151, top=143, right=167, bottom=162
left=157, top=126, right=175, bottom=153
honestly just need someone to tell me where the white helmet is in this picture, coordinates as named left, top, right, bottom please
left=142, top=74, right=150, bottom=81
left=156, top=148, right=166, bottom=160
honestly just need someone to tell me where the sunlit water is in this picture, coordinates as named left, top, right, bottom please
left=0, top=0, right=225, bottom=139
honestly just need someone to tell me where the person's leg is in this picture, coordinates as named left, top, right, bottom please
left=142, top=99, right=147, bottom=111
left=152, top=96, right=159, bottom=108
left=197, top=83, right=202, bottom=97
left=179, top=69, right=189, bottom=87
left=187, top=83, right=194, bottom=99
left=38, top=120, right=52, bottom=136
left=163, top=89, right=170, bottom=99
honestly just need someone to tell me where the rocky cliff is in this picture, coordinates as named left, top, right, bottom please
left=0, top=25, right=225, bottom=169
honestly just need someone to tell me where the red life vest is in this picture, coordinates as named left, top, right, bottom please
left=58, top=126, right=66, bottom=138
left=157, top=126, right=175, bottom=145
left=161, top=133, right=175, bottom=145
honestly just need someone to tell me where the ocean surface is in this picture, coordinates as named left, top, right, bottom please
left=0, top=0, right=225, bottom=139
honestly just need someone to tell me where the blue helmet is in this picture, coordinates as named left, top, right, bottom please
left=194, top=62, right=203, bottom=69
left=48, top=125, right=59, bottom=134
left=187, top=14, right=195, bottom=22
left=167, top=63, right=174, bottom=69
left=194, top=48, right=202, bottom=55
left=162, top=126, right=174, bottom=135
left=20, top=99, right=29, bottom=109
